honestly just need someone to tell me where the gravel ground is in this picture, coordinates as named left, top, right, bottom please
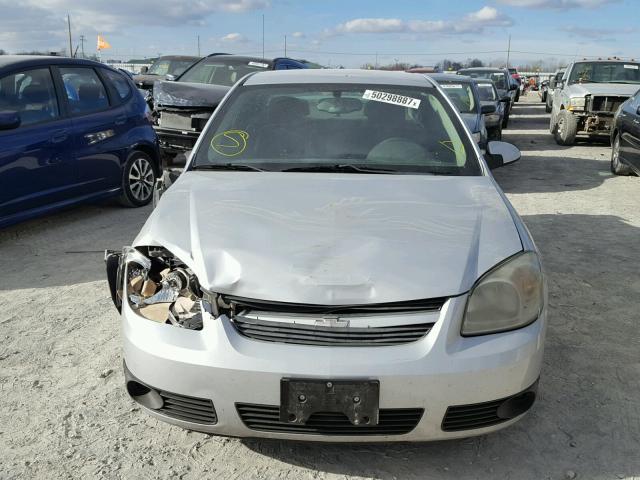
left=1, top=93, right=639, bottom=480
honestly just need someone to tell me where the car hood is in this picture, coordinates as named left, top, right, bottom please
left=153, top=80, right=230, bottom=108
left=134, top=172, right=523, bottom=304
left=460, top=113, right=480, bottom=133
left=566, top=83, right=640, bottom=97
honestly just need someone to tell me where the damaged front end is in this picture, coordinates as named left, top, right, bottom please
left=152, top=81, right=230, bottom=155
left=104, top=247, right=205, bottom=330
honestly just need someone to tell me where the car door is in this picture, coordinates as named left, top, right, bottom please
left=56, top=65, right=124, bottom=195
left=0, top=66, right=76, bottom=221
left=619, top=91, right=640, bottom=170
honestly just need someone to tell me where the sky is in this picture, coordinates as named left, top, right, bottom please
left=0, top=0, right=636, bottom=68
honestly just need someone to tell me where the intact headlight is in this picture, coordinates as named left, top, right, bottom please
left=461, top=252, right=544, bottom=336
left=568, top=97, right=586, bottom=110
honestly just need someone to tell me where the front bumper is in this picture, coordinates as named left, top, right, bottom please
left=122, top=293, right=547, bottom=442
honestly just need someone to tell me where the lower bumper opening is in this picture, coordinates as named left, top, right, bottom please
left=236, top=403, right=424, bottom=436
left=441, top=379, right=538, bottom=432
left=124, top=362, right=218, bottom=425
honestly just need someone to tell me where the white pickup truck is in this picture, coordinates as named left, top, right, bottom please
left=550, top=59, right=640, bottom=145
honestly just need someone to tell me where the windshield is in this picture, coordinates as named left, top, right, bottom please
left=568, top=62, right=640, bottom=84
left=147, top=59, right=195, bottom=76
left=477, top=83, right=497, bottom=101
left=460, top=71, right=507, bottom=90
left=439, top=82, right=477, bottom=113
left=179, top=58, right=271, bottom=86
left=191, top=83, right=480, bottom=176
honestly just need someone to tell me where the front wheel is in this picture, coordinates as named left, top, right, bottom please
left=119, top=151, right=157, bottom=207
left=611, top=134, right=632, bottom=175
left=554, top=110, right=577, bottom=146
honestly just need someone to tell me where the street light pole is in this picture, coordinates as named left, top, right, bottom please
left=67, top=14, right=73, bottom=57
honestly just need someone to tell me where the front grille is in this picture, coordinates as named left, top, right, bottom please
left=157, top=390, right=217, bottom=424
left=236, top=403, right=423, bottom=435
left=232, top=317, right=435, bottom=347
left=590, top=95, right=628, bottom=113
left=159, top=112, right=194, bottom=130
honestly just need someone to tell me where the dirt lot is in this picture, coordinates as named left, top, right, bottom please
left=1, top=93, right=639, bottom=480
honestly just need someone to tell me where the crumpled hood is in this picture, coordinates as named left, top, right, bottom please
left=153, top=81, right=230, bottom=108
left=460, top=113, right=480, bottom=133
left=566, top=83, right=639, bottom=97
left=135, top=172, right=523, bottom=304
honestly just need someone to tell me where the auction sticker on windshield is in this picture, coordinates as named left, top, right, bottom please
left=363, top=90, right=421, bottom=109
left=441, top=84, right=463, bottom=89
left=248, top=61, right=269, bottom=68
left=624, top=64, right=639, bottom=69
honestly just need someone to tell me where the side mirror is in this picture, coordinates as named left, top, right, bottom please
left=509, top=83, right=518, bottom=91
left=500, top=95, right=511, bottom=103
left=139, top=66, right=149, bottom=74
left=485, top=141, right=520, bottom=169
left=549, top=79, right=556, bottom=89
left=481, top=104, right=496, bottom=114
left=636, top=105, right=640, bottom=116
left=165, top=74, right=176, bottom=81
left=0, top=111, right=21, bottom=131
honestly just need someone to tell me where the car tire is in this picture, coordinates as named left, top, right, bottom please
left=514, top=90, right=520, bottom=102
left=554, top=110, right=577, bottom=146
left=541, top=92, right=547, bottom=103
left=611, top=134, right=632, bottom=175
left=119, top=151, right=157, bottom=207
left=545, top=96, right=553, bottom=113
left=502, top=108, right=510, bottom=129
left=488, top=126, right=502, bottom=141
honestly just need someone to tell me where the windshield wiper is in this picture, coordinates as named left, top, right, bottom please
left=191, top=163, right=264, bottom=172
left=281, top=164, right=397, bottom=174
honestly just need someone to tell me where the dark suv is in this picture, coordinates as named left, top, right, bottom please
left=0, top=56, right=160, bottom=227
left=153, top=54, right=309, bottom=160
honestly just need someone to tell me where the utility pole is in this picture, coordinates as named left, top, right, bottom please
left=261, top=14, right=265, bottom=58
left=197, top=35, right=200, bottom=56
left=79, top=35, right=85, bottom=58
left=67, top=14, right=73, bottom=57
left=284, top=35, right=287, bottom=57
left=375, top=52, right=378, bottom=69
left=506, top=34, right=511, bottom=68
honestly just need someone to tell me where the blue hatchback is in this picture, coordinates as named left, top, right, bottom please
left=0, top=56, right=160, bottom=227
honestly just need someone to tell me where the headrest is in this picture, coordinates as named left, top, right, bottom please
left=268, top=96, right=309, bottom=122
left=21, top=84, right=50, bottom=104
left=78, top=83, right=102, bottom=101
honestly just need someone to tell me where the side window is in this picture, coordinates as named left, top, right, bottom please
left=60, top=67, right=110, bottom=115
left=0, top=68, right=59, bottom=127
left=103, top=69, right=132, bottom=100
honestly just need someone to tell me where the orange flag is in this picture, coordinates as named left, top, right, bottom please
left=97, top=35, right=111, bottom=51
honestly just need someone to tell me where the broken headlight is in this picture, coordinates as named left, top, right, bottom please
left=122, top=246, right=205, bottom=330
left=461, top=252, right=544, bottom=336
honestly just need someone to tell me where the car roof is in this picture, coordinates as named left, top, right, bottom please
left=458, top=67, right=506, bottom=73
left=157, top=55, right=200, bottom=61
left=244, top=68, right=437, bottom=87
left=427, top=73, right=474, bottom=84
left=0, top=55, right=106, bottom=70
left=200, top=55, right=275, bottom=64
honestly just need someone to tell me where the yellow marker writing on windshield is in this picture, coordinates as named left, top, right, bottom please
left=211, top=130, right=249, bottom=157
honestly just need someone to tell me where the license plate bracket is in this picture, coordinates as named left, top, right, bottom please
left=280, top=379, right=379, bottom=426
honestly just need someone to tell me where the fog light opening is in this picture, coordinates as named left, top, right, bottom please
left=126, top=380, right=164, bottom=410
left=496, top=391, right=536, bottom=420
